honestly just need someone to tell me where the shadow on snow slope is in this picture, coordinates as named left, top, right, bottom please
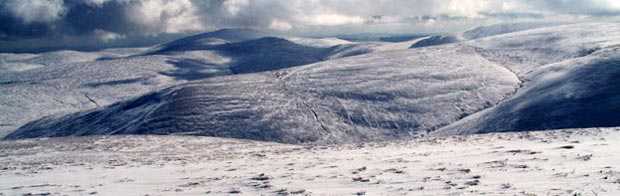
left=5, top=46, right=520, bottom=144
left=436, top=49, right=620, bottom=135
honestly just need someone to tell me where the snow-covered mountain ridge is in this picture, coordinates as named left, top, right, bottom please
left=435, top=22, right=620, bottom=136
left=2, top=22, right=620, bottom=143
left=0, top=30, right=396, bottom=138
left=6, top=45, right=519, bottom=143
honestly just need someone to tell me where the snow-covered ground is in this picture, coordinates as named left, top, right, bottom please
left=1, top=127, right=619, bottom=195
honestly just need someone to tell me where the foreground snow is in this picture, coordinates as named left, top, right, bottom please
left=1, top=127, right=619, bottom=195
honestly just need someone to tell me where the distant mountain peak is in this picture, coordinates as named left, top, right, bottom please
left=148, top=28, right=270, bottom=54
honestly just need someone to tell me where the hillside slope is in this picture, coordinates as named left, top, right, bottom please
left=0, top=30, right=415, bottom=138
left=148, top=29, right=269, bottom=53
left=410, top=22, right=563, bottom=48
left=6, top=46, right=520, bottom=143
left=436, top=48, right=620, bottom=135
left=436, top=22, right=620, bottom=135
left=4, top=23, right=620, bottom=142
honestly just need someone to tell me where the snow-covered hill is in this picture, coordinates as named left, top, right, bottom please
left=286, top=37, right=353, bottom=48
left=3, top=23, right=620, bottom=143
left=466, top=23, right=620, bottom=75
left=148, top=29, right=269, bottom=53
left=436, top=51, right=620, bottom=136
left=215, top=37, right=330, bottom=74
left=0, top=49, right=184, bottom=137
left=435, top=23, right=620, bottom=135
left=6, top=45, right=519, bottom=143
left=410, top=22, right=564, bottom=48
left=0, top=29, right=411, bottom=138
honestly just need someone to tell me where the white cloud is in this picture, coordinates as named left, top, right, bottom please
left=297, top=14, right=366, bottom=26
left=424, top=18, right=437, bottom=26
left=269, top=19, right=292, bottom=30
left=223, top=0, right=250, bottom=16
left=606, top=0, right=620, bottom=9
left=127, top=0, right=204, bottom=34
left=83, top=0, right=110, bottom=7
left=93, top=29, right=125, bottom=42
left=5, top=0, right=66, bottom=23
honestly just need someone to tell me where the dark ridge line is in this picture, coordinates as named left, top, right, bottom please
left=431, top=45, right=524, bottom=133
left=273, top=71, right=330, bottom=136
left=83, top=93, right=100, bottom=108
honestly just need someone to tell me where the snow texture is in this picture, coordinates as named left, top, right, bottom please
left=1, top=127, right=619, bottom=195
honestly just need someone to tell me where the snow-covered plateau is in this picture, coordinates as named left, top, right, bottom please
left=1, top=127, right=619, bottom=195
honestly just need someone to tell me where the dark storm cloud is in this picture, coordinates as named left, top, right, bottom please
left=62, top=1, right=135, bottom=35
left=0, top=12, right=54, bottom=39
left=0, top=1, right=62, bottom=39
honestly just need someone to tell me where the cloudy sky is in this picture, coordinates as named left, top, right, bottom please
left=1, top=0, right=619, bottom=52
